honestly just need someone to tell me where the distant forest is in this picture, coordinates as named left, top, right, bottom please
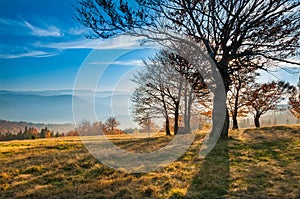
left=0, top=126, right=63, bottom=141
left=0, top=119, right=74, bottom=135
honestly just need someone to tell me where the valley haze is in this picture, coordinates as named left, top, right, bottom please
left=0, top=89, right=134, bottom=129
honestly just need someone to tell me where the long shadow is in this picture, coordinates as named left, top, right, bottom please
left=231, top=138, right=300, bottom=198
left=185, top=139, right=229, bottom=199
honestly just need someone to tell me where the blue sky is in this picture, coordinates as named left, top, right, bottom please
left=0, top=0, right=151, bottom=91
left=0, top=0, right=299, bottom=92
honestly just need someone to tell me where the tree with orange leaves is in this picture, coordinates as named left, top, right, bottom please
left=288, top=88, right=300, bottom=119
left=245, top=81, right=294, bottom=128
left=227, top=66, right=257, bottom=130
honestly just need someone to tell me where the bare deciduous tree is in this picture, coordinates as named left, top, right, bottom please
left=131, top=50, right=208, bottom=135
left=131, top=57, right=176, bottom=135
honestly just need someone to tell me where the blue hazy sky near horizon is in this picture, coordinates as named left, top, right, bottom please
left=0, top=0, right=299, bottom=92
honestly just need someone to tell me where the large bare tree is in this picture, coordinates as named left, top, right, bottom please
left=74, top=0, right=300, bottom=138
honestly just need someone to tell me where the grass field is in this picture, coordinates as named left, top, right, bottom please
left=0, top=125, right=299, bottom=199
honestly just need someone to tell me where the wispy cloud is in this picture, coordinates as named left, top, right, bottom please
left=89, top=60, right=144, bottom=66
left=0, top=16, right=151, bottom=60
left=0, top=51, right=58, bottom=59
left=0, top=17, right=63, bottom=37
left=68, top=27, right=85, bottom=36
left=33, top=35, right=144, bottom=50
left=23, top=20, right=63, bottom=37
left=0, top=17, right=24, bottom=26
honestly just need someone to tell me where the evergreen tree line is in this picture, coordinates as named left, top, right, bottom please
left=0, top=117, right=124, bottom=141
left=0, top=126, right=62, bottom=141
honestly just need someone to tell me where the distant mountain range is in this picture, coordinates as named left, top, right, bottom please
left=0, top=90, right=298, bottom=132
left=0, top=90, right=134, bottom=128
left=0, top=89, right=129, bottom=98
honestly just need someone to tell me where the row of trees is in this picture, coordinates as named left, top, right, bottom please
left=0, top=127, right=61, bottom=141
left=69, top=117, right=123, bottom=136
left=75, top=0, right=300, bottom=139
left=228, top=68, right=300, bottom=128
left=131, top=50, right=210, bottom=135
left=130, top=49, right=299, bottom=134
left=231, top=80, right=295, bottom=128
left=227, top=65, right=297, bottom=128
left=0, top=117, right=124, bottom=141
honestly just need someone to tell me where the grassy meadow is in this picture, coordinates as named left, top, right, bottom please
left=0, top=125, right=299, bottom=199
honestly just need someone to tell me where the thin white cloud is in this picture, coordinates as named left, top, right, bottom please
left=0, top=17, right=24, bottom=26
left=0, top=51, right=58, bottom=59
left=68, top=27, right=85, bottom=36
left=33, top=35, right=144, bottom=50
left=89, top=60, right=144, bottom=66
left=23, top=20, right=63, bottom=37
left=0, top=17, right=63, bottom=37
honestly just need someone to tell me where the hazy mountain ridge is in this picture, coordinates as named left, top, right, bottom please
left=0, top=90, right=298, bottom=132
left=0, top=90, right=132, bottom=127
left=0, top=92, right=75, bottom=123
left=0, top=90, right=131, bottom=97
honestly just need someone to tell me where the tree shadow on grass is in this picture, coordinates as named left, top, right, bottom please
left=228, top=137, right=300, bottom=198
left=185, top=139, right=229, bottom=199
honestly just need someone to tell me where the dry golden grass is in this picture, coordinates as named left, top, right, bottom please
left=0, top=125, right=299, bottom=199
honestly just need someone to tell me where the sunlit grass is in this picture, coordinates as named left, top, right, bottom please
left=0, top=125, right=299, bottom=198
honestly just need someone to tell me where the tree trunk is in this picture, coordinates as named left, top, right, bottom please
left=183, top=82, right=193, bottom=134
left=174, top=102, right=179, bottom=135
left=186, top=86, right=193, bottom=134
left=232, top=87, right=240, bottom=130
left=232, top=112, right=239, bottom=130
left=220, top=108, right=229, bottom=139
left=254, top=114, right=260, bottom=128
left=174, top=74, right=183, bottom=135
left=162, top=95, right=171, bottom=136
left=184, top=82, right=188, bottom=131
left=220, top=65, right=230, bottom=139
left=186, top=109, right=191, bottom=134
left=165, top=118, right=171, bottom=136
